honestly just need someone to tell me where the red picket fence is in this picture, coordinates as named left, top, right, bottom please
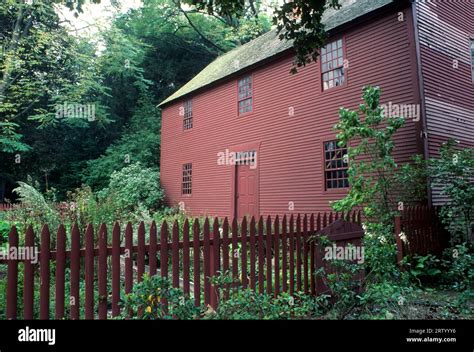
left=394, top=205, right=450, bottom=259
left=1, top=211, right=362, bottom=320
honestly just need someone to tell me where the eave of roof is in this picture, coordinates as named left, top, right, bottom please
left=158, top=0, right=395, bottom=108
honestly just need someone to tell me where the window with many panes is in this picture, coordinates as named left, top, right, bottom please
left=182, top=163, right=192, bottom=195
left=321, top=39, right=345, bottom=91
left=324, top=140, right=349, bottom=189
left=183, top=100, right=193, bottom=130
left=238, top=76, right=252, bottom=114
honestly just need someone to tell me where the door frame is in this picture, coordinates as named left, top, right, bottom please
left=229, top=141, right=261, bottom=220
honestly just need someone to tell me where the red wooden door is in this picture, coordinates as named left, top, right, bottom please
left=235, top=164, right=257, bottom=219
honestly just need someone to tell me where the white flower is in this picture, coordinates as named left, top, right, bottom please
left=398, top=231, right=409, bottom=244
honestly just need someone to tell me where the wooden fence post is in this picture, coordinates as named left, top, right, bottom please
left=24, top=226, right=35, bottom=319
left=55, top=225, right=66, bottom=320
left=40, top=225, right=51, bottom=320
left=6, top=226, right=19, bottom=320
left=203, top=218, right=211, bottom=306
left=112, top=222, right=121, bottom=317
left=193, top=219, right=201, bottom=307
left=98, top=224, right=108, bottom=320
left=70, top=223, right=80, bottom=320
left=85, top=224, right=94, bottom=320
left=210, top=217, right=220, bottom=309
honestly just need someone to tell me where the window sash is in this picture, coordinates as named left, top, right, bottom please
left=182, top=163, right=192, bottom=195
left=324, top=140, right=349, bottom=189
left=183, top=100, right=192, bottom=130
left=321, top=39, right=345, bottom=90
left=238, top=76, right=252, bottom=114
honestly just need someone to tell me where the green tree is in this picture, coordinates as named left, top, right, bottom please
left=82, top=94, right=161, bottom=190
left=0, top=1, right=110, bottom=200
left=0, top=0, right=106, bottom=152
left=332, top=86, right=405, bottom=225
left=180, top=0, right=342, bottom=71
left=82, top=0, right=272, bottom=192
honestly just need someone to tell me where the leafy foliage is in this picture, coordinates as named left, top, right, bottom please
left=393, top=154, right=429, bottom=206
left=332, top=86, right=405, bottom=225
left=209, top=273, right=328, bottom=319
left=405, top=254, right=442, bottom=282
left=81, top=94, right=161, bottom=190
left=0, top=1, right=109, bottom=152
left=274, top=0, right=340, bottom=73
left=429, top=141, right=474, bottom=243
left=441, top=243, right=473, bottom=292
left=0, top=219, right=9, bottom=246
left=122, top=275, right=201, bottom=320
left=98, top=162, right=164, bottom=213
left=8, top=181, right=60, bottom=232
left=181, top=0, right=342, bottom=72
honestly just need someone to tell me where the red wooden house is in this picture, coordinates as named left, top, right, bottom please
left=159, top=0, right=474, bottom=219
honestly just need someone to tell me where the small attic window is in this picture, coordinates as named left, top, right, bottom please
left=238, top=75, right=253, bottom=115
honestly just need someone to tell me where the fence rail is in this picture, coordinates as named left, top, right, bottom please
left=1, top=211, right=362, bottom=320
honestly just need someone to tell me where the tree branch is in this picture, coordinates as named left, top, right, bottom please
left=174, top=1, right=226, bottom=53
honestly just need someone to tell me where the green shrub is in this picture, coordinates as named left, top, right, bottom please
left=404, top=254, right=442, bottom=283
left=66, top=185, right=120, bottom=229
left=8, top=181, right=61, bottom=232
left=441, top=243, right=474, bottom=292
left=208, top=273, right=329, bottom=320
left=0, top=220, right=10, bottom=246
left=99, top=162, right=164, bottom=213
left=429, top=141, right=474, bottom=244
left=121, top=275, right=201, bottom=320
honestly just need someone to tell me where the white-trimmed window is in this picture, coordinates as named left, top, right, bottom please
left=324, top=140, right=349, bottom=189
left=321, top=39, right=345, bottom=91
left=183, top=100, right=192, bottom=130
left=182, top=163, right=192, bottom=195
left=238, top=76, right=252, bottom=114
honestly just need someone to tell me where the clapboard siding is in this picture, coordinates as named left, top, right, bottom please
left=160, top=8, right=421, bottom=218
left=416, top=1, right=474, bottom=205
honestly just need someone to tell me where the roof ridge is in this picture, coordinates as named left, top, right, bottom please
left=159, top=0, right=394, bottom=107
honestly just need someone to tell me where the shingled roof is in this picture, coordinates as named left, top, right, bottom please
left=159, top=0, right=394, bottom=107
